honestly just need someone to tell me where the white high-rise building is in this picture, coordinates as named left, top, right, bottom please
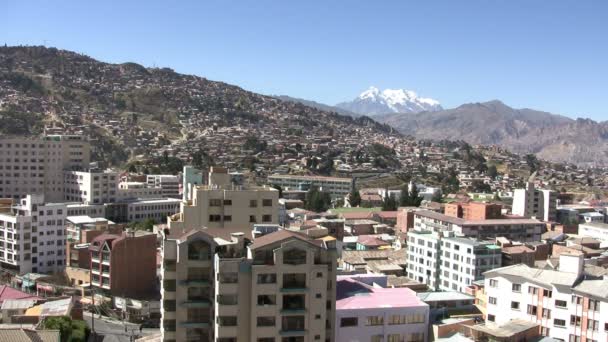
left=0, top=135, right=90, bottom=201
left=484, top=253, right=608, bottom=341
left=63, top=169, right=119, bottom=204
left=512, top=181, right=556, bottom=222
left=0, top=195, right=67, bottom=274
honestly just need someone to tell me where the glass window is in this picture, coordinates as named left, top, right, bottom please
left=340, top=317, right=358, bottom=327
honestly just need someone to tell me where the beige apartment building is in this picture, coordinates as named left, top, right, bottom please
left=167, top=168, right=279, bottom=237
left=160, top=228, right=337, bottom=342
left=0, top=135, right=90, bottom=201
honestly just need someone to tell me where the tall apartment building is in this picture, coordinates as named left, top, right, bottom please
left=0, top=195, right=67, bottom=274
left=0, top=135, right=90, bottom=201
left=160, top=228, right=337, bottom=342
left=413, top=210, right=544, bottom=242
left=268, top=174, right=352, bottom=200
left=168, top=168, right=279, bottom=236
left=89, top=232, right=158, bottom=298
left=63, top=169, right=119, bottom=204
left=484, top=252, right=608, bottom=341
left=407, top=230, right=501, bottom=292
left=512, top=181, right=557, bottom=222
left=148, top=175, right=181, bottom=199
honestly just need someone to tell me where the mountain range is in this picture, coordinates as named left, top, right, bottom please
left=336, top=86, right=442, bottom=115
left=376, top=100, right=608, bottom=166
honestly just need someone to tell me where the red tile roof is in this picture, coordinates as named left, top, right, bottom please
left=0, top=285, right=40, bottom=304
left=249, top=230, right=322, bottom=250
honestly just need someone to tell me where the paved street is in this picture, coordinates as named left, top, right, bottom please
left=84, top=312, right=159, bottom=342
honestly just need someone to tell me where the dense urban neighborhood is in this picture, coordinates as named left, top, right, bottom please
left=1, top=46, right=608, bottom=342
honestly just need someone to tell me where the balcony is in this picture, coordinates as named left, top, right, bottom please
left=179, top=322, right=210, bottom=328
left=182, top=300, right=211, bottom=308
left=180, top=279, right=210, bottom=286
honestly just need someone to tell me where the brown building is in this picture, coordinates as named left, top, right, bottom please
left=445, top=202, right=502, bottom=220
left=89, top=232, right=157, bottom=298
left=501, top=245, right=536, bottom=267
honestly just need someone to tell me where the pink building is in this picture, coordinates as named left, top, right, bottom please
left=335, top=275, right=429, bottom=342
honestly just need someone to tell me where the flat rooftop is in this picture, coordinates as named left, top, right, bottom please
left=336, top=277, right=427, bottom=310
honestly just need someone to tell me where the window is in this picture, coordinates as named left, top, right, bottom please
left=223, top=199, right=232, bottom=205
left=541, top=327, right=550, bottom=336
left=209, top=199, right=222, bottom=206
left=512, top=283, right=521, bottom=292
left=257, top=273, right=277, bottom=284
left=511, top=301, right=520, bottom=310
left=257, top=316, right=276, bottom=327
left=487, top=314, right=495, bottom=322
left=489, top=297, right=497, bottom=305
left=569, top=335, right=581, bottom=342
left=366, top=316, right=383, bottom=326
left=527, top=305, right=537, bottom=316
left=258, top=295, right=276, bottom=306
left=588, top=319, right=599, bottom=331
left=209, top=214, right=221, bottom=222
left=340, top=317, right=358, bottom=327
left=249, top=215, right=257, bottom=223
left=218, top=316, right=237, bottom=326
left=543, top=289, right=552, bottom=298
left=223, top=215, right=232, bottom=222
left=588, top=299, right=600, bottom=312
left=371, top=336, right=383, bottom=342
left=387, top=335, right=402, bottom=342
left=389, top=315, right=407, bottom=325
left=554, top=319, right=566, bottom=327
left=263, top=199, right=273, bottom=207
left=219, top=272, right=238, bottom=283
left=163, top=279, right=176, bottom=292
left=217, top=294, right=238, bottom=305
left=528, top=286, right=538, bottom=295
left=163, top=300, right=176, bottom=312
left=489, top=279, right=497, bottom=287
left=542, top=308, right=551, bottom=319
left=250, top=200, right=258, bottom=208
left=555, top=299, right=567, bottom=308
left=258, top=339, right=275, bottom=342
left=571, top=295, right=582, bottom=305
left=406, top=313, right=425, bottom=324
left=570, top=315, right=581, bottom=327
left=262, top=214, right=272, bottom=222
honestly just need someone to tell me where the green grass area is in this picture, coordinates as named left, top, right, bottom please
left=330, top=207, right=382, bottom=214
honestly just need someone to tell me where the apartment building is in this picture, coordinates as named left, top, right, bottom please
left=335, top=275, right=428, bottom=342
left=407, top=230, right=501, bottom=292
left=168, top=168, right=279, bottom=236
left=444, top=202, right=502, bottom=220
left=147, top=175, right=181, bottom=199
left=160, top=228, right=337, bottom=342
left=268, top=174, right=352, bottom=200
left=0, top=135, right=90, bottom=201
left=413, top=210, right=544, bottom=242
left=0, top=195, right=67, bottom=274
left=512, top=181, right=557, bottom=222
left=63, top=169, right=119, bottom=204
left=117, top=181, right=163, bottom=199
left=484, top=252, right=608, bottom=341
left=104, top=198, right=181, bottom=223
left=89, top=231, right=157, bottom=298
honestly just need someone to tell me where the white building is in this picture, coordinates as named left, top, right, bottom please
left=413, top=210, right=544, bottom=242
left=484, top=253, right=608, bottom=341
left=147, top=175, right=180, bottom=199
left=63, top=170, right=119, bottom=204
left=268, top=174, right=352, bottom=200
left=0, top=135, right=90, bottom=201
left=117, top=181, right=163, bottom=200
left=578, top=222, right=608, bottom=246
left=0, top=195, right=67, bottom=274
left=407, top=230, right=501, bottom=292
left=512, top=181, right=556, bottom=222
left=335, top=275, right=428, bottom=342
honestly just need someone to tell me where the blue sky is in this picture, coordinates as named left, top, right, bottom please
left=2, top=1, right=607, bottom=120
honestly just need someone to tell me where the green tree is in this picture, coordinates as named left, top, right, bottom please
left=271, top=184, right=283, bottom=198
left=431, top=191, right=443, bottom=203
left=381, top=193, right=398, bottom=211
left=42, top=316, right=90, bottom=342
left=127, top=164, right=137, bottom=173
left=348, top=189, right=361, bottom=207
left=305, top=187, right=332, bottom=212
left=487, top=165, right=498, bottom=179
left=399, top=184, right=423, bottom=207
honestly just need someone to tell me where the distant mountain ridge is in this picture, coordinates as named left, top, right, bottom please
left=376, top=100, right=608, bottom=166
left=336, top=86, right=442, bottom=115
left=273, top=95, right=360, bottom=117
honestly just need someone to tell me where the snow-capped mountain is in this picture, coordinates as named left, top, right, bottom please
left=336, top=86, right=442, bottom=115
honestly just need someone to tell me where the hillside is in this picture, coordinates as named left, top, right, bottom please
left=376, top=100, right=608, bottom=166
left=0, top=46, right=397, bottom=166
left=273, top=95, right=360, bottom=117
